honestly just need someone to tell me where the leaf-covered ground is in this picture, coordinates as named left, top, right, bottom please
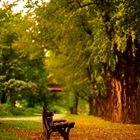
left=0, top=115, right=140, bottom=140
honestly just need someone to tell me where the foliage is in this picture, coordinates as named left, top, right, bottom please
left=0, top=104, right=12, bottom=116
left=35, top=0, right=108, bottom=115
left=0, top=1, right=49, bottom=107
left=34, top=0, right=140, bottom=122
left=0, top=0, right=140, bottom=122
left=0, top=104, right=42, bottom=116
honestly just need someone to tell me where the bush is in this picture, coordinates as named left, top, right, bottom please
left=23, top=106, right=42, bottom=116
left=0, top=104, right=42, bottom=116
left=0, top=104, right=12, bottom=116
left=10, top=107, right=25, bottom=115
left=48, top=105, right=66, bottom=114
left=0, top=104, right=26, bottom=116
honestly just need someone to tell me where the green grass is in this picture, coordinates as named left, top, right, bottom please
left=0, top=120, right=42, bottom=140
left=0, top=132, right=18, bottom=140
left=1, top=120, right=42, bottom=130
left=66, top=115, right=140, bottom=130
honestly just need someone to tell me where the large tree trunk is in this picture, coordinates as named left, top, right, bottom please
left=110, top=78, right=122, bottom=122
left=102, top=72, right=138, bottom=123
left=121, top=66, right=138, bottom=123
left=138, top=83, right=140, bottom=121
left=109, top=74, right=138, bottom=123
left=103, top=36, right=139, bottom=123
left=118, top=36, right=138, bottom=123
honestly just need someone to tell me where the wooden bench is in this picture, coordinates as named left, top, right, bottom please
left=42, top=106, right=75, bottom=140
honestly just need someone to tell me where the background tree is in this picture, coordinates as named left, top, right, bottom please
left=0, top=2, right=22, bottom=103
left=0, top=1, right=49, bottom=107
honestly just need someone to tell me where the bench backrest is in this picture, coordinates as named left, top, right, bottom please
left=42, top=106, right=54, bottom=131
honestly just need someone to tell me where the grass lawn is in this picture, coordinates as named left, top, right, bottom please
left=0, top=115, right=140, bottom=140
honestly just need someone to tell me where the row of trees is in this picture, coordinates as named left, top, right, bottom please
left=0, top=0, right=140, bottom=123
left=36, top=0, right=140, bottom=123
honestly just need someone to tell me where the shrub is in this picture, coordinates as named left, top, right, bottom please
left=48, top=105, right=66, bottom=114
left=0, top=104, right=43, bottom=116
left=0, top=104, right=12, bottom=116
left=10, top=107, right=25, bottom=115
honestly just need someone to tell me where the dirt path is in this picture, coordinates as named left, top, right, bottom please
left=0, top=114, right=65, bottom=121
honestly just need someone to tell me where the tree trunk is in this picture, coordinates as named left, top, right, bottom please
left=102, top=73, right=138, bottom=123
left=121, top=66, right=138, bottom=123
left=74, top=94, right=79, bottom=114
left=108, top=74, right=138, bottom=123
left=93, top=99, right=99, bottom=116
left=88, top=96, right=95, bottom=115
left=28, top=98, right=35, bottom=107
left=138, top=83, right=140, bottom=121
left=96, top=91, right=110, bottom=120
left=70, top=92, right=79, bottom=114
left=103, top=36, right=139, bottom=123
left=110, top=78, right=122, bottom=122
left=1, top=91, right=7, bottom=103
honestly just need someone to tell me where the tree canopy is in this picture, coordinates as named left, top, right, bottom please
left=0, top=0, right=140, bottom=123
left=35, top=0, right=140, bottom=123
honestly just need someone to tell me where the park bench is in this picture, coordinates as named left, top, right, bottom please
left=42, top=106, right=75, bottom=140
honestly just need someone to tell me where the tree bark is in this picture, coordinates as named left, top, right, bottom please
left=110, top=78, right=122, bottom=122
left=102, top=36, right=139, bottom=123
left=1, top=91, right=7, bottom=103
left=70, top=92, right=79, bottom=114
left=121, top=66, right=138, bottom=123
left=102, top=73, right=138, bottom=123
left=88, top=96, right=95, bottom=115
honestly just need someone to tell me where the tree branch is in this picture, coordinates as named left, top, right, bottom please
left=102, top=62, right=114, bottom=77
left=80, top=90, right=90, bottom=101
left=81, top=16, right=92, bottom=36
left=69, top=0, right=99, bottom=8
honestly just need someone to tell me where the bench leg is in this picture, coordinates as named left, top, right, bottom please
left=65, top=127, right=72, bottom=140
left=45, top=128, right=72, bottom=140
left=59, top=130, right=68, bottom=140
left=59, top=127, right=72, bottom=140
